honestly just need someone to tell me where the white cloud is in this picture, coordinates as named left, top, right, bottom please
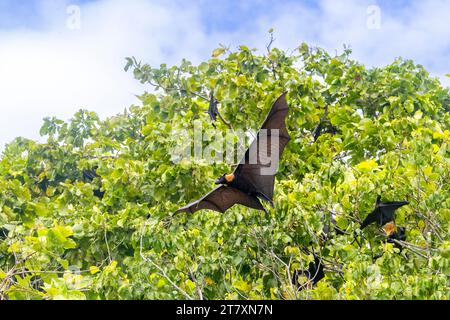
left=0, top=0, right=212, bottom=149
left=0, top=0, right=449, bottom=150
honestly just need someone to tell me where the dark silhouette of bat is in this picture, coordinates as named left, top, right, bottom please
left=175, top=92, right=290, bottom=214
left=37, top=177, right=50, bottom=193
left=373, top=225, right=407, bottom=260
left=387, top=226, right=406, bottom=251
left=82, top=168, right=98, bottom=181
left=207, top=93, right=219, bottom=123
left=360, top=195, right=408, bottom=229
left=311, top=108, right=338, bottom=142
left=322, top=214, right=346, bottom=239
left=312, top=121, right=338, bottom=142
left=0, top=227, right=8, bottom=240
left=292, top=256, right=325, bottom=290
left=82, top=167, right=105, bottom=199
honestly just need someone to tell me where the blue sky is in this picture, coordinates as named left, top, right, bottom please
left=0, top=0, right=449, bottom=149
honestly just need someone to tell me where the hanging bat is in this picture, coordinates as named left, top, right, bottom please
left=0, top=227, right=8, bottom=240
left=322, top=213, right=346, bottom=240
left=207, top=92, right=219, bottom=123
left=387, top=226, right=406, bottom=251
left=382, top=221, right=397, bottom=236
left=82, top=167, right=105, bottom=199
left=373, top=225, right=407, bottom=260
left=175, top=92, right=290, bottom=214
left=82, top=168, right=99, bottom=181
left=360, top=195, right=408, bottom=230
left=292, top=255, right=325, bottom=290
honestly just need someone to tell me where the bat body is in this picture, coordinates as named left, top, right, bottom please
left=361, top=195, right=408, bottom=229
left=175, top=92, right=290, bottom=214
left=322, top=214, right=346, bottom=239
left=387, top=226, right=406, bottom=251
left=207, top=94, right=218, bottom=122
left=373, top=225, right=407, bottom=260
left=312, top=121, right=338, bottom=142
left=82, top=168, right=99, bottom=181
left=292, top=256, right=325, bottom=290
left=0, top=227, right=8, bottom=240
left=82, top=167, right=105, bottom=199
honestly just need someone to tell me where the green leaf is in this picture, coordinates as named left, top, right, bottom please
left=211, top=47, right=225, bottom=57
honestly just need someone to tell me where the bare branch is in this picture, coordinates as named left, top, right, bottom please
left=139, top=231, right=193, bottom=300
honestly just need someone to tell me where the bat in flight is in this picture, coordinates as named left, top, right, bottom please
left=360, top=195, right=408, bottom=231
left=175, top=92, right=290, bottom=214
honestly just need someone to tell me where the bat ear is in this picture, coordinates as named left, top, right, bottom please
left=376, top=195, right=381, bottom=203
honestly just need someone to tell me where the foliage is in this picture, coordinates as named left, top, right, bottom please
left=1, top=38, right=449, bottom=300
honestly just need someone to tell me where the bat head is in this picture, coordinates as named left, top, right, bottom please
left=215, top=173, right=235, bottom=185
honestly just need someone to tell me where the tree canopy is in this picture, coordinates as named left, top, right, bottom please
left=1, top=39, right=449, bottom=299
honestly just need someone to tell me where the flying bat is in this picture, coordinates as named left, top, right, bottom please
left=175, top=92, right=290, bottom=214
left=360, top=195, right=408, bottom=230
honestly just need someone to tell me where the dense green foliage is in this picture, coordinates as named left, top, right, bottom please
left=1, top=40, right=449, bottom=299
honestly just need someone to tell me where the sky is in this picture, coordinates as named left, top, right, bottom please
left=0, top=0, right=449, bottom=150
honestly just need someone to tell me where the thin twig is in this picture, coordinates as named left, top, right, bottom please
left=188, top=267, right=204, bottom=300
left=147, top=79, right=233, bottom=130
left=104, top=225, right=112, bottom=264
left=139, top=232, right=193, bottom=300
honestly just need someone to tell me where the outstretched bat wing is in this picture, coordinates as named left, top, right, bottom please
left=379, top=201, right=409, bottom=212
left=360, top=208, right=379, bottom=229
left=83, top=169, right=99, bottom=181
left=361, top=200, right=409, bottom=229
left=379, top=201, right=409, bottom=223
left=175, top=186, right=265, bottom=214
left=234, top=92, right=290, bottom=201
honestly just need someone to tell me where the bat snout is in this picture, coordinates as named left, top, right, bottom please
left=215, top=177, right=225, bottom=184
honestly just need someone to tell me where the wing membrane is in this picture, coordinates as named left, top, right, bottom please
left=234, top=92, right=290, bottom=201
left=175, top=186, right=265, bottom=214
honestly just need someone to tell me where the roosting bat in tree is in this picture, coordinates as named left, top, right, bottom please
left=175, top=92, right=290, bottom=214
left=292, top=255, right=325, bottom=290
left=0, top=227, right=8, bottom=240
left=387, top=226, right=406, bottom=251
left=82, top=167, right=105, bottom=199
left=372, top=225, right=407, bottom=260
left=207, top=93, right=219, bottom=123
left=360, top=195, right=408, bottom=230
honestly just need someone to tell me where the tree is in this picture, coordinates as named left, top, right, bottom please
left=1, top=39, right=449, bottom=300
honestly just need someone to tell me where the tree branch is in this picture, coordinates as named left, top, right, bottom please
left=139, top=233, right=193, bottom=300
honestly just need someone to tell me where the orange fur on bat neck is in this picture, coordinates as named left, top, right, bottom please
left=225, top=173, right=235, bottom=183
left=383, top=222, right=397, bottom=236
